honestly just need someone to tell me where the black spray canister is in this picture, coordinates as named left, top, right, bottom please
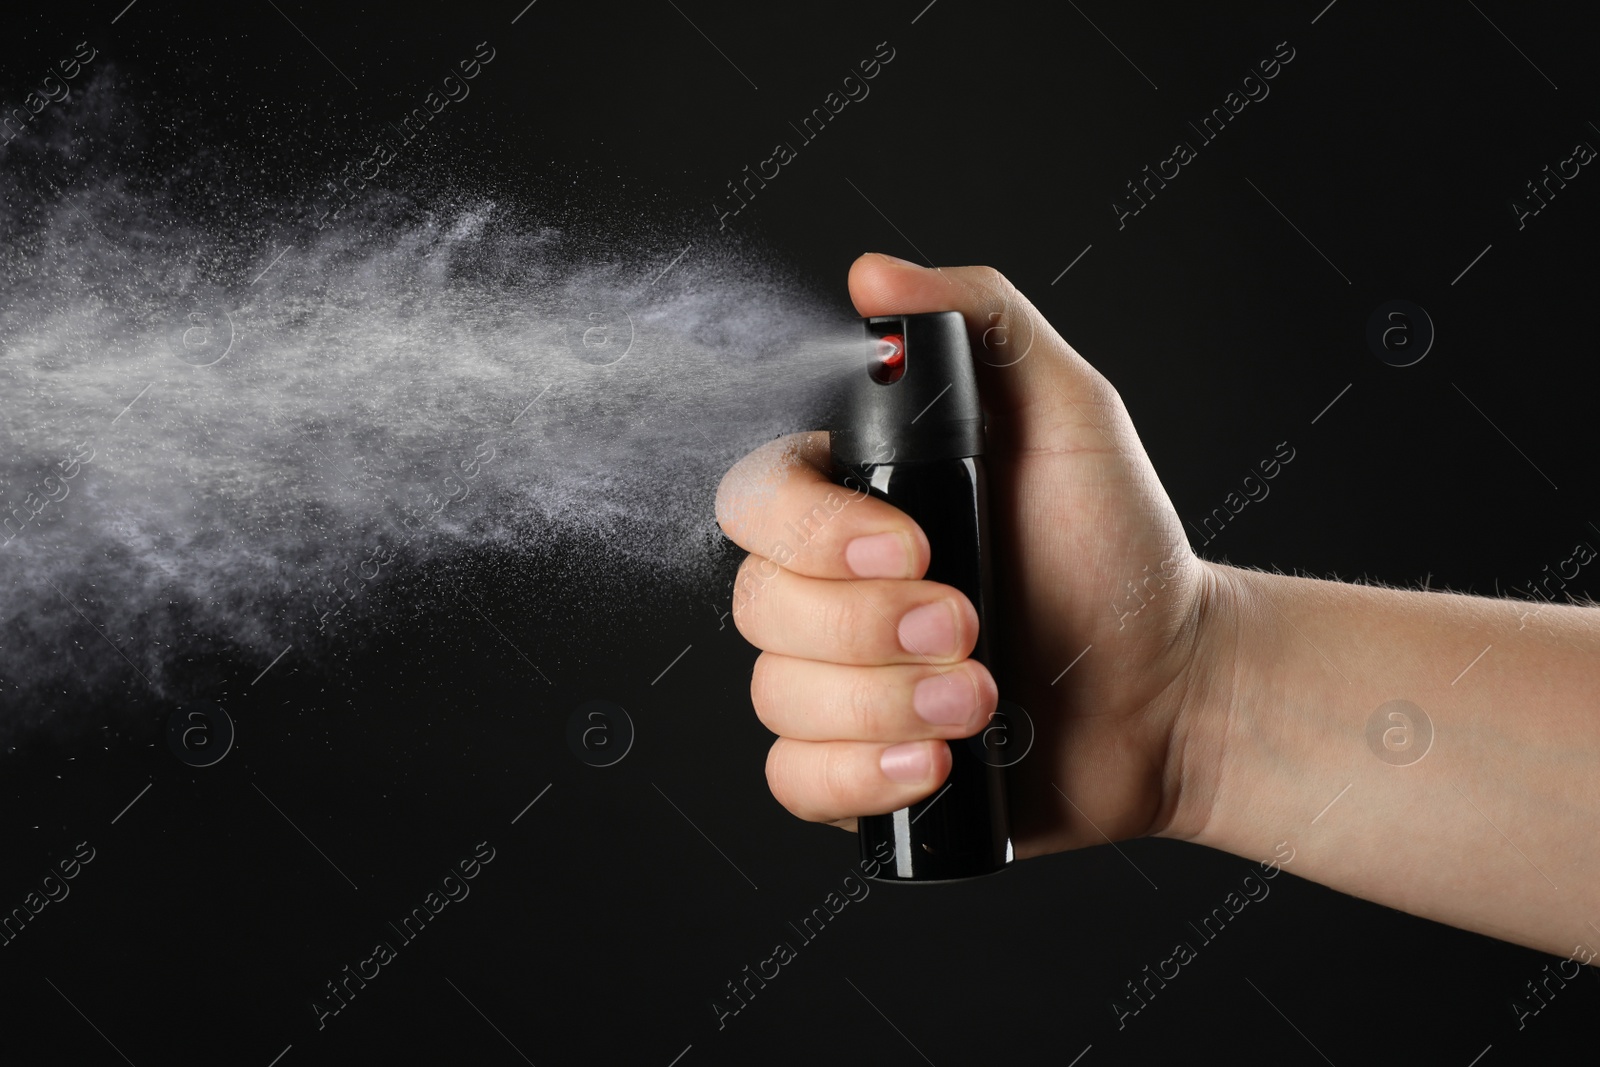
left=828, top=311, right=1013, bottom=882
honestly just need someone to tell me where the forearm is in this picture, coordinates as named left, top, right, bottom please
left=1178, top=563, right=1600, bottom=959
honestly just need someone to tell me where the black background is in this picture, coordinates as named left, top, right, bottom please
left=3, top=1, right=1599, bottom=1064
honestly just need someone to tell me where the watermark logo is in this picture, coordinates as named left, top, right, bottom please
left=1110, top=41, right=1297, bottom=231
left=1510, top=138, right=1595, bottom=231
left=1366, top=300, right=1434, bottom=367
left=1187, top=441, right=1296, bottom=547
left=713, top=41, right=896, bottom=231
left=973, top=273, right=1036, bottom=368
left=567, top=699, right=634, bottom=767
left=966, top=699, right=1034, bottom=767
left=0, top=841, right=96, bottom=949
left=1, top=40, right=98, bottom=151
left=565, top=305, right=634, bottom=366
left=167, top=701, right=235, bottom=767
left=169, top=294, right=236, bottom=367
left=1364, top=699, right=1433, bottom=766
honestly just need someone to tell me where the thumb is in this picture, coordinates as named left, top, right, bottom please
left=846, top=253, right=1131, bottom=457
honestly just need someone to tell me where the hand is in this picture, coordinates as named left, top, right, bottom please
left=715, top=253, right=1231, bottom=859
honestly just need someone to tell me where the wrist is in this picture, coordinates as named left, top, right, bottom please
left=1154, top=559, right=1260, bottom=848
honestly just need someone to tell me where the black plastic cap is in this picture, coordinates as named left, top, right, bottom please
left=828, top=311, right=983, bottom=467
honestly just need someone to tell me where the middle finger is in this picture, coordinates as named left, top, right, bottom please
left=751, top=652, right=998, bottom=742
left=731, top=555, right=978, bottom=666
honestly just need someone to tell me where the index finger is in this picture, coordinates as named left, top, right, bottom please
left=715, top=431, right=930, bottom=580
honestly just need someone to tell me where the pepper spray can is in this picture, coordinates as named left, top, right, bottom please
left=828, top=311, right=1012, bottom=881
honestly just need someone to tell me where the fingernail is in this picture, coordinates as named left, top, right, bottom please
left=897, top=601, right=959, bottom=658
left=845, top=532, right=910, bottom=578
left=912, top=672, right=978, bottom=726
left=880, top=741, right=933, bottom=782
left=870, top=252, right=920, bottom=267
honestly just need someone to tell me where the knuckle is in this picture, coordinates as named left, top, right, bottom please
left=840, top=668, right=884, bottom=740
left=812, top=589, right=865, bottom=657
left=764, top=740, right=797, bottom=813
left=729, top=555, right=771, bottom=638
left=749, top=654, right=781, bottom=732
left=983, top=265, right=1024, bottom=319
left=765, top=739, right=817, bottom=821
left=815, top=743, right=858, bottom=815
left=730, top=600, right=754, bottom=642
left=787, top=495, right=847, bottom=559
left=734, top=552, right=760, bottom=585
left=1089, top=374, right=1124, bottom=413
left=985, top=264, right=1016, bottom=300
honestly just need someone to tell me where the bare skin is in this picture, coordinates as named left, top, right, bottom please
left=715, top=253, right=1600, bottom=961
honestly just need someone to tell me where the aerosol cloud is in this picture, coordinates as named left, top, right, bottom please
left=0, top=70, right=869, bottom=742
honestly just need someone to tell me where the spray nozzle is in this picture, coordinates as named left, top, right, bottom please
left=828, top=311, right=984, bottom=467
left=870, top=333, right=906, bottom=384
